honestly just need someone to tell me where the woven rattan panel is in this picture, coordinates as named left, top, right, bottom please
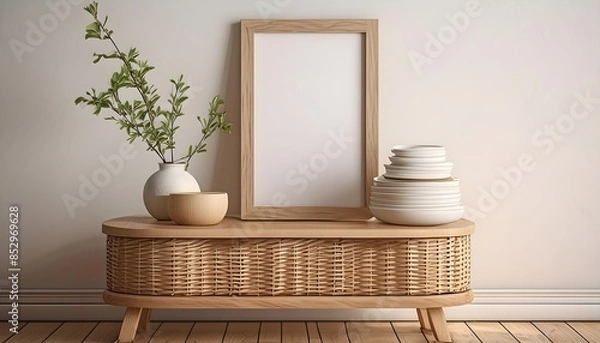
left=106, top=236, right=470, bottom=296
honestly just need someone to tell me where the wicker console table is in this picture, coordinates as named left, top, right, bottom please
left=102, top=216, right=474, bottom=343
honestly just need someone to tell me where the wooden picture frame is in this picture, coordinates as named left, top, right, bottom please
left=241, top=19, right=378, bottom=220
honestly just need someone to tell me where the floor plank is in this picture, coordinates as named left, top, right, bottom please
left=501, top=322, right=550, bottom=343
left=467, top=322, right=518, bottom=343
left=5, top=322, right=61, bottom=343
left=260, top=322, right=281, bottom=343
left=568, top=322, right=600, bottom=342
left=446, top=322, right=481, bottom=343
left=44, top=322, right=97, bottom=343
left=306, top=322, right=321, bottom=343
left=347, top=322, right=398, bottom=343
left=316, top=323, right=349, bottom=343
left=82, top=322, right=120, bottom=343
left=148, top=322, right=194, bottom=343
left=391, top=322, right=428, bottom=343
left=186, top=322, right=227, bottom=343
left=0, top=322, right=25, bottom=342
left=0, top=321, right=598, bottom=343
left=283, top=322, right=309, bottom=343
left=223, top=322, right=260, bottom=343
left=534, top=322, right=588, bottom=343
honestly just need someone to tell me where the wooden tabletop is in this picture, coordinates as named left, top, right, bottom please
left=102, top=216, right=474, bottom=239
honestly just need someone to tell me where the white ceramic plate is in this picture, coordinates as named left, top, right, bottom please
left=391, top=145, right=446, bottom=158
left=370, top=192, right=461, bottom=200
left=385, top=162, right=453, bottom=170
left=369, top=206, right=464, bottom=226
left=384, top=164, right=453, bottom=178
left=374, top=176, right=459, bottom=186
left=383, top=172, right=452, bottom=180
left=369, top=197, right=462, bottom=207
left=370, top=193, right=460, bottom=202
left=371, top=187, right=461, bottom=196
left=389, top=155, right=446, bottom=164
left=370, top=203, right=463, bottom=210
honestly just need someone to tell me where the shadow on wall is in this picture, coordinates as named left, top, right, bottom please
left=212, top=23, right=242, bottom=216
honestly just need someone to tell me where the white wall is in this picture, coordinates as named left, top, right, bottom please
left=0, top=0, right=599, bottom=319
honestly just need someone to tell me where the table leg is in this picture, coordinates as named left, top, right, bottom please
left=416, top=308, right=432, bottom=332
left=118, top=307, right=144, bottom=343
left=139, top=308, right=152, bottom=330
left=427, top=307, right=452, bottom=342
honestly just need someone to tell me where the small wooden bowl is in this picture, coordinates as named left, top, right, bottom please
left=167, top=192, right=228, bottom=225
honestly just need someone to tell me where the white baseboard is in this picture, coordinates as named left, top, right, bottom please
left=1, top=289, right=599, bottom=321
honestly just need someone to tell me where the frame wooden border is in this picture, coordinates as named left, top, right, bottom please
left=241, top=19, right=378, bottom=220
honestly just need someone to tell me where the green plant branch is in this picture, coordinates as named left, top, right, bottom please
left=168, top=77, right=183, bottom=163
left=178, top=96, right=232, bottom=169
left=170, top=106, right=175, bottom=163
left=87, top=10, right=166, bottom=161
left=75, top=2, right=232, bottom=166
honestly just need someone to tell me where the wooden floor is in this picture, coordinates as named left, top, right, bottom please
left=1, top=321, right=598, bottom=343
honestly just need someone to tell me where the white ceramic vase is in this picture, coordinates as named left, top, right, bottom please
left=143, top=163, right=200, bottom=220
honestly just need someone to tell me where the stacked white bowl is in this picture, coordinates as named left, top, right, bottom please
left=369, top=145, right=464, bottom=226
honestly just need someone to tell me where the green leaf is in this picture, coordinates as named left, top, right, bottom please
left=83, top=2, right=98, bottom=16
left=176, top=96, right=188, bottom=106
left=85, top=30, right=101, bottom=40
left=85, top=22, right=99, bottom=32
